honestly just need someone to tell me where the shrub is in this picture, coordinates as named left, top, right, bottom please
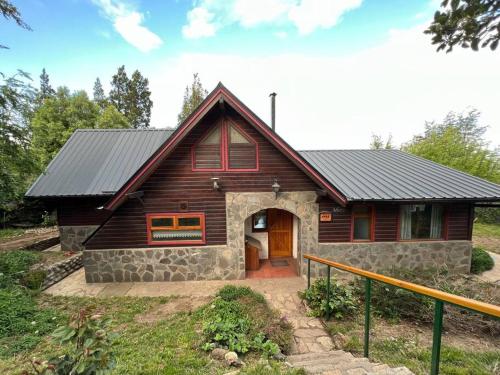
left=470, top=247, right=494, bottom=274
left=21, top=270, right=47, bottom=290
left=264, top=316, right=294, bottom=354
left=29, top=310, right=118, bottom=375
left=202, top=286, right=285, bottom=357
left=300, top=277, right=358, bottom=319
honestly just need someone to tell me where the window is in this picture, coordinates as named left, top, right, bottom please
left=228, top=124, right=257, bottom=170
left=399, top=204, right=444, bottom=240
left=192, top=120, right=258, bottom=171
left=147, top=213, right=205, bottom=245
left=193, top=123, right=223, bottom=170
left=352, top=205, right=373, bottom=241
left=252, top=210, right=267, bottom=232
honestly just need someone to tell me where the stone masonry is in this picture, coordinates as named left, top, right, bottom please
left=42, top=253, right=83, bottom=290
left=312, top=240, right=472, bottom=275
left=226, top=191, right=319, bottom=278
left=83, top=246, right=238, bottom=283
left=60, top=225, right=99, bottom=252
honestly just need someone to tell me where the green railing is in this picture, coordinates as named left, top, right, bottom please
left=304, top=254, right=500, bottom=375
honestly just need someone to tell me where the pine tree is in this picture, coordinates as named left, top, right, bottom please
left=93, top=78, right=107, bottom=109
left=177, top=73, right=208, bottom=125
left=39, top=68, right=55, bottom=101
left=128, top=70, right=152, bottom=129
left=109, top=66, right=152, bottom=128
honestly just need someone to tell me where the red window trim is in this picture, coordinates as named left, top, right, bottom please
left=396, top=204, right=448, bottom=242
left=146, top=212, right=206, bottom=246
left=191, top=118, right=259, bottom=172
left=350, top=204, right=375, bottom=242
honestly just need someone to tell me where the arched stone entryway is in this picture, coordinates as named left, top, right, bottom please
left=226, top=191, right=319, bottom=279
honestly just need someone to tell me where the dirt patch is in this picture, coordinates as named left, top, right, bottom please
left=135, top=296, right=211, bottom=323
left=0, top=228, right=59, bottom=251
left=474, top=235, right=500, bottom=254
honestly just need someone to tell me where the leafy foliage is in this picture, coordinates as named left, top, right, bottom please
left=402, top=110, right=500, bottom=184
left=201, top=286, right=288, bottom=357
left=29, top=310, right=118, bottom=375
left=300, top=276, right=358, bottom=319
left=37, top=69, right=55, bottom=103
left=0, top=0, right=32, bottom=49
left=470, top=247, right=495, bottom=274
left=425, top=0, right=500, bottom=52
left=109, top=66, right=152, bottom=128
left=370, top=134, right=394, bottom=150
left=0, top=250, right=40, bottom=281
left=92, top=77, right=107, bottom=109
left=0, top=71, right=37, bottom=211
left=177, top=73, right=208, bottom=125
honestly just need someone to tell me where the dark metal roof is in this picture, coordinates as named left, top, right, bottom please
left=26, top=128, right=174, bottom=197
left=299, top=149, right=500, bottom=201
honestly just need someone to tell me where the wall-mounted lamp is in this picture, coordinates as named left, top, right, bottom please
left=272, top=178, right=280, bottom=199
left=211, top=177, right=221, bottom=191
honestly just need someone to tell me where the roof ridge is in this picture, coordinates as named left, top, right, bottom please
left=75, top=128, right=175, bottom=132
left=299, top=149, right=402, bottom=152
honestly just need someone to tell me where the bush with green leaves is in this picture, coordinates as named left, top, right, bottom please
left=300, top=276, right=358, bottom=319
left=470, top=247, right=494, bottom=274
left=30, top=310, right=118, bottom=375
left=0, top=250, right=40, bottom=280
left=202, top=286, right=285, bottom=357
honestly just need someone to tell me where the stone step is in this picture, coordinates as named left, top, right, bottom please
left=287, top=350, right=414, bottom=375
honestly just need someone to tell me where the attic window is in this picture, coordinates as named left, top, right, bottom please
left=192, top=120, right=258, bottom=171
left=193, top=124, right=223, bottom=170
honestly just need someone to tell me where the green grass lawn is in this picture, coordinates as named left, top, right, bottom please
left=0, top=228, right=24, bottom=240
left=0, top=294, right=302, bottom=375
left=474, top=223, right=500, bottom=238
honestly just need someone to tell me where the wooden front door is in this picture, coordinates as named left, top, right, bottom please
left=268, top=209, right=293, bottom=258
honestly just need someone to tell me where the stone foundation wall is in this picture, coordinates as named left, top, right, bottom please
left=83, top=246, right=239, bottom=283
left=309, top=241, right=472, bottom=276
left=42, top=253, right=83, bottom=290
left=59, top=225, right=99, bottom=252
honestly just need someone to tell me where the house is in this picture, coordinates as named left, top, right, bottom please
left=26, top=83, right=500, bottom=283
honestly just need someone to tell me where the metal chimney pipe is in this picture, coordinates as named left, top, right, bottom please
left=269, top=92, right=276, bottom=131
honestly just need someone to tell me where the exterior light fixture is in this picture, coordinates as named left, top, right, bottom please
left=272, top=178, right=280, bottom=199
left=211, top=177, right=221, bottom=191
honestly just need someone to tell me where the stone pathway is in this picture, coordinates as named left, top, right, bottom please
left=479, top=251, right=500, bottom=284
left=46, top=270, right=413, bottom=374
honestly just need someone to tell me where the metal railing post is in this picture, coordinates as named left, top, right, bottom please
left=307, top=258, right=311, bottom=289
left=326, top=265, right=331, bottom=320
left=431, top=300, right=444, bottom=375
left=364, top=278, right=371, bottom=358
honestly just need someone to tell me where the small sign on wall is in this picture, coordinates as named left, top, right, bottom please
left=320, top=211, right=332, bottom=222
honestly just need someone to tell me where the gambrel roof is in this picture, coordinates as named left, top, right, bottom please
left=26, top=83, right=500, bottom=204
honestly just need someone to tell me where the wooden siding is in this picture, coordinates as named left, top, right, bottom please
left=56, top=198, right=110, bottom=226
left=86, top=106, right=319, bottom=249
left=319, top=200, right=472, bottom=243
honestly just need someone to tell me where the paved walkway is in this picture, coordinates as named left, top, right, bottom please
left=479, top=251, right=500, bottom=284
left=46, top=269, right=412, bottom=374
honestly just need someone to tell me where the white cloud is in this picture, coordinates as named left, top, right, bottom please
left=182, top=7, right=217, bottom=39
left=146, top=23, right=500, bottom=150
left=92, top=0, right=162, bottom=52
left=182, top=0, right=362, bottom=38
left=289, top=0, right=362, bottom=34
left=274, top=31, right=288, bottom=39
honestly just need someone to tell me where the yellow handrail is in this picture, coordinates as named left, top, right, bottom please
left=304, top=254, right=500, bottom=318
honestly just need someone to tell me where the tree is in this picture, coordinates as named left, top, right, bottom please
left=93, top=77, right=107, bottom=109
left=109, top=66, right=152, bottom=128
left=96, top=105, right=130, bottom=129
left=31, top=88, right=131, bottom=169
left=38, top=68, right=55, bottom=102
left=177, top=73, right=208, bottom=125
left=0, top=71, right=37, bottom=211
left=402, top=109, right=499, bottom=183
left=370, top=134, right=394, bottom=150
left=0, top=0, right=32, bottom=49
left=127, top=70, right=152, bottom=129
left=425, top=0, right=500, bottom=52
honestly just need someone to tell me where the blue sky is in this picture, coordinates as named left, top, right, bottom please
left=2, top=0, right=499, bottom=149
